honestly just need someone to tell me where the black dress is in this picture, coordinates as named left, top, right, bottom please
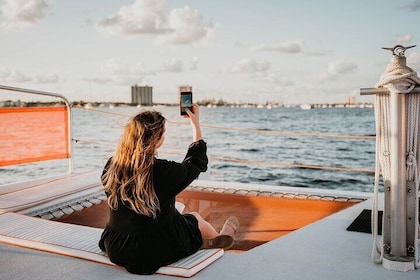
left=98, top=140, right=208, bottom=275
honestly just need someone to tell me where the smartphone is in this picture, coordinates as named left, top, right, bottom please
left=179, top=86, right=193, bottom=116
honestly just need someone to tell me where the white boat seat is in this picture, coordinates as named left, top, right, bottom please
left=0, top=170, right=105, bottom=217
left=0, top=212, right=223, bottom=278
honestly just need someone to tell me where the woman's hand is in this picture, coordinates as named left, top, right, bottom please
left=186, top=104, right=202, bottom=141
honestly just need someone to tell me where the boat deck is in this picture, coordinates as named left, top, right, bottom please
left=2, top=194, right=418, bottom=279
left=1, top=176, right=419, bottom=279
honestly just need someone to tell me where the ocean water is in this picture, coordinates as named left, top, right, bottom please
left=0, top=106, right=377, bottom=192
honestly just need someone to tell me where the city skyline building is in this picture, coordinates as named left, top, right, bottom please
left=131, top=85, right=153, bottom=106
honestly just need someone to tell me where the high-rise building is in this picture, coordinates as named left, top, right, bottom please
left=345, top=96, right=356, bottom=105
left=131, top=85, right=153, bottom=106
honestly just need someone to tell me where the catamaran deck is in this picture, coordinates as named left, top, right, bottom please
left=1, top=178, right=418, bottom=280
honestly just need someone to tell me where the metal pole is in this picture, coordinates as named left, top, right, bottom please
left=362, top=45, right=418, bottom=272
left=389, top=91, right=407, bottom=257
left=360, top=86, right=420, bottom=95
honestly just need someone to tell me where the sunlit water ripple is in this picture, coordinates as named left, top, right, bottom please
left=0, top=106, right=376, bottom=192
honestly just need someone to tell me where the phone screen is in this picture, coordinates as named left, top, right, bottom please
left=180, top=92, right=192, bottom=115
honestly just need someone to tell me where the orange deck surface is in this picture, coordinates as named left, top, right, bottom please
left=57, top=189, right=356, bottom=251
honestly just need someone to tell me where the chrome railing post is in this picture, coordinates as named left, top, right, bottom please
left=388, top=90, right=407, bottom=258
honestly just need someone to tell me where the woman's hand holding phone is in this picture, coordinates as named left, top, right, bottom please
left=186, top=104, right=202, bottom=141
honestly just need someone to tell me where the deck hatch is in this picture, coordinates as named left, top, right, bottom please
left=346, top=209, right=383, bottom=235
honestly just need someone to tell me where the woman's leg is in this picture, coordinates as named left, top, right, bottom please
left=190, top=212, right=219, bottom=239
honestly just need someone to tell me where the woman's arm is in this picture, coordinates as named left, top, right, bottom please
left=186, top=103, right=202, bottom=142
left=154, top=142, right=208, bottom=202
left=154, top=104, right=207, bottom=202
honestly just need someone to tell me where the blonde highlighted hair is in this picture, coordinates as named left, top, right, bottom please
left=102, top=110, right=166, bottom=218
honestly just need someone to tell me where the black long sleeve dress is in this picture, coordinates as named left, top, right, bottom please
left=98, top=140, right=208, bottom=275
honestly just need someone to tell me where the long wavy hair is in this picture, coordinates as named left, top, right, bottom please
left=102, top=110, right=166, bottom=218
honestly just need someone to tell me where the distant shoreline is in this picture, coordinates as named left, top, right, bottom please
left=0, top=99, right=374, bottom=109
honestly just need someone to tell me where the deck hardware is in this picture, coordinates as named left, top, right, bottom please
left=361, top=45, right=420, bottom=272
left=383, top=244, right=391, bottom=254
left=382, top=45, right=416, bottom=57
left=408, top=246, right=415, bottom=254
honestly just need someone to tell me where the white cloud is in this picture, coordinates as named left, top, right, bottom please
left=190, top=57, right=199, bottom=71
left=396, top=34, right=413, bottom=44
left=96, top=0, right=214, bottom=45
left=159, top=6, right=214, bottom=45
left=317, top=60, right=357, bottom=81
left=223, top=58, right=270, bottom=76
left=101, top=59, right=129, bottom=76
left=101, top=59, right=153, bottom=76
left=162, top=59, right=183, bottom=72
left=82, top=77, right=113, bottom=84
left=0, top=68, right=31, bottom=82
left=94, top=59, right=154, bottom=85
left=251, top=40, right=304, bottom=54
left=97, top=0, right=171, bottom=35
left=401, top=0, right=420, bottom=11
left=0, top=0, right=52, bottom=31
left=407, top=52, right=420, bottom=69
left=0, top=67, right=58, bottom=83
left=33, top=73, right=58, bottom=83
left=267, top=74, right=295, bottom=87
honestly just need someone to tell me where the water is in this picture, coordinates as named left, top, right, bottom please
left=0, top=106, right=377, bottom=192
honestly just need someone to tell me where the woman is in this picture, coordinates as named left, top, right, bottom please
left=98, top=104, right=239, bottom=275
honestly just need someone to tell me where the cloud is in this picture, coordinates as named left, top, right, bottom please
left=407, top=52, right=420, bottom=69
left=0, top=68, right=31, bottom=82
left=162, top=58, right=183, bottom=72
left=396, top=34, right=413, bottom=44
left=82, top=77, right=113, bottom=84
left=33, top=73, right=59, bottom=83
left=400, top=0, right=420, bottom=11
left=317, top=60, right=357, bottom=81
left=190, top=57, right=199, bottom=71
left=250, top=40, right=304, bottom=54
left=249, top=40, right=326, bottom=56
left=0, top=67, right=58, bottom=83
left=0, top=0, right=52, bottom=31
left=97, top=0, right=171, bottom=35
left=101, top=59, right=153, bottom=76
left=96, top=0, right=214, bottom=45
left=87, top=59, right=154, bottom=85
left=158, top=6, right=214, bottom=45
left=267, top=74, right=295, bottom=87
left=223, top=58, right=270, bottom=76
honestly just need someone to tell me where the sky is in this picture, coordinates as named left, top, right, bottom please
left=0, top=0, right=420, bottom=105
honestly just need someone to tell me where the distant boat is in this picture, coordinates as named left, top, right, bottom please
left=300, top=104, right=312, bottom=110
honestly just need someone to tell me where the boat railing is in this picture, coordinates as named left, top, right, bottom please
left=0, top=84, right=375, bottom=179
left=360, top=86, right=420, bottom=95
left=0, top=85, right=73, bottom=173
left=76, top=106, right=376, bottom=175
